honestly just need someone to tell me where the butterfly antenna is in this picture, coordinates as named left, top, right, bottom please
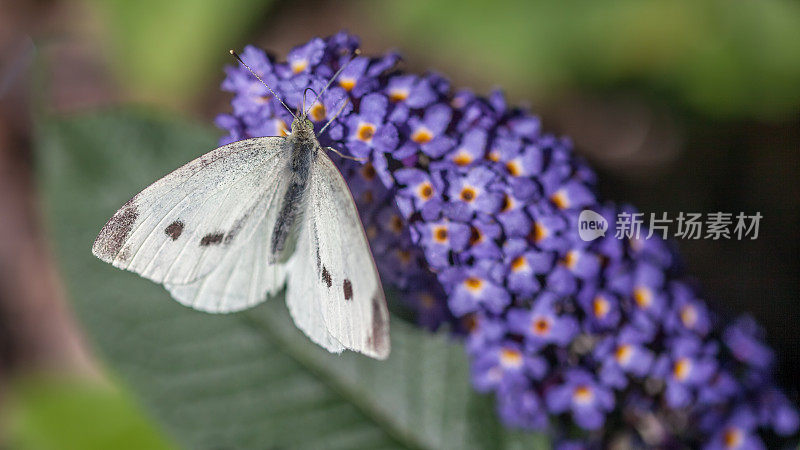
left=304, top=48, right=361, bottom=116
left=302, top=87, right=318, bottom=118
left=318, top=96, right=350, bottom=136
left=229, top=49, right=297, bottom=120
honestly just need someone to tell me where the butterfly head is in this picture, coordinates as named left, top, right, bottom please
left=290, top=117, right=315, bottom=137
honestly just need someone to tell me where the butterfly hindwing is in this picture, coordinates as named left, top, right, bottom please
left=163, top=187, right=289, bottom=313
left=285, top=225, right=346, bottom=353
left=287, top=151, right=390, bottom=359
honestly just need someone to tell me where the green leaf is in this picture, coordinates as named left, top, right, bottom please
left=5, top=376, right=175, bottom=450
left=36, top=109, right=549, bottom=449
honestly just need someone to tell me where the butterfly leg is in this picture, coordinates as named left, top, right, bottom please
left=323, top=147, right=366, bottom=162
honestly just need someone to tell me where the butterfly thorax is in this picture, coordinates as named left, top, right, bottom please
left=268, top=120, right=320, bottom=264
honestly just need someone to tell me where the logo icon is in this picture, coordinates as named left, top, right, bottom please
left=578, top=209, right=608, bottom=241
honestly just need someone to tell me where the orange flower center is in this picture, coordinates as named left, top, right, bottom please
left=615, top=344, right=632, bottom=364
left=681, top=305, right=698, bottom=328
left=500, top=194, right=513, bottom=213
left=339, top=77, right=356, bottom=91
left=511, top=256, right=528, bottom=272
left=309, top=103, right=326, bottom=122
left=390, top=215, right=404, bottom=233
left=532, top=317, right=551, bottom=335
left=276, top=119, right=289, bottom=137
left=573, top=385, right=594, bottom=404
left=460, top=186, right=477, bottom=202
left=469, top=226, right=483, bottom=245
left=357, top=122, right=376, bottom=142
left=417, top=182, right=434, bottom=200
left=506, top=160, right=522, bottom=176
left=499, top=348, right=523, bottom=367
left=723, top=428, right=743, bottom=448
left=465, top=277, right=484, bottom=292
left=593, top=297, right=610, bottom=318
left=673, top=357, right=692, bottom=381
left=463, top=314, right=478, bottom=332
left=550, top=190, right=569, bottom=209
left=397, top=249, right=412, bottom=264
left=453, top=149, right=473, bottom=166
left=563, top=250, right=578, bottom=269
left=634, top=287, right=652, bottom=309
left=389, top=88, right=409, bottom=102
left=291, top=60, right=307, bottom=74
left=361, top=190, right=374, bottom=204
left=411, top=127, right=433, bottom=144
left=529, top=222, right=548, bottom=244
left=360, top=162, right=376, bottom=181
left=433, top=226, right=448, bottom=243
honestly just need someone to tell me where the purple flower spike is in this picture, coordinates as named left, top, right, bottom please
left=217, top=33, right=798, bottom=448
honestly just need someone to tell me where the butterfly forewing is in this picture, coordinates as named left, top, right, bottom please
left=288, top=151, right=390, bottom=359
left=92, top=136, right=292, bottom=291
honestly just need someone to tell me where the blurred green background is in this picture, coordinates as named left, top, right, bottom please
left=1, top=0, right=798, bottom=448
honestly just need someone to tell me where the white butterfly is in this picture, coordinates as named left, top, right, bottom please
left=91, top=49, right=390, bottom=359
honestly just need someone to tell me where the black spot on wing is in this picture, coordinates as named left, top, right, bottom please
left=312, top=223, right=321, bottom=271
left=321, top=266, right=332, bottom=288
left=370, top=296, right=387, bottom=352
left=200, top=232, right=224, bottom=246
left=343, top=279, right=353, bottom=300
left=164, top=220, right=184, bottom=240
left=224, top=215, right=246, bottom=244
left=95, top=201, right=138, bottom=261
